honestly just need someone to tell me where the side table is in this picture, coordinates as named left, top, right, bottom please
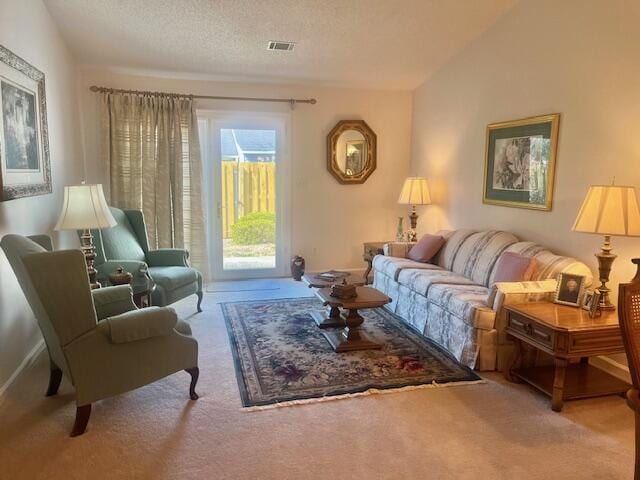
left=132, top=285, right=156, bottom=308
left=363, top=242, right=388, bottom=285
left=504, top=302, right=630, bottom=411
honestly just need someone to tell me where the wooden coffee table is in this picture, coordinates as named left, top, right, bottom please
left=302, top=272, right=365, bottom=328
left=314, top=286, right=391, bottom=352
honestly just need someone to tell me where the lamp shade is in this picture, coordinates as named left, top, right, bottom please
left=572, top=185, right=640, bottom=237
left=54, top=184, right=117, bottom=230
left=398, top=177, right=432, bottom=205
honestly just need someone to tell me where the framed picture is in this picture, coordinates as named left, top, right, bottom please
left=554, top=273, right=587, bottom=307
left=0, top=44, right=51, bottom=201
left=483, top=114, right=559, bottom=211
left=582, top=290, right=602, bottom=318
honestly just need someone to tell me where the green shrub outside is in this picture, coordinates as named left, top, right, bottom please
left=230, top=212, right=276, bottom=245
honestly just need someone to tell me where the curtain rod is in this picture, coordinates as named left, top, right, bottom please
left=89, top=85, right=317, bottom=109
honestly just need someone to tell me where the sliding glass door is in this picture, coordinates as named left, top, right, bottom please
left=199, top=112, right=290, bottom=280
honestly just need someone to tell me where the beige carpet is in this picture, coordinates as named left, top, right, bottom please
left=0, top=279, right=635, bottom=479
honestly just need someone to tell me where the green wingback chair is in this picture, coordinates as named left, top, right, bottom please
left=88, top=207, right=203, bottom=312
left=0, top=234, right=199, bottom=437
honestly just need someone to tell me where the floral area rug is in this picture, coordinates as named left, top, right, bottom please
left=222, top=297, right=482, bottom=409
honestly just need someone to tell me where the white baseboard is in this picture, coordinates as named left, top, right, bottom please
left=0, top=339, right=46, bottom=405
left=590, top=355, right=631, bottom=383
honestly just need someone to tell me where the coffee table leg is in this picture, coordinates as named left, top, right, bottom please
left=311, top=305, right=344, bottom=329
left=322, top=308, right=382, bottom=352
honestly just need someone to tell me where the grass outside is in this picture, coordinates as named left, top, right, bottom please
left=223, top=239, right=276, bottom=258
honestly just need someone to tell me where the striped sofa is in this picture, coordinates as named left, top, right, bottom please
left=372, top=229, right=593, bottom=371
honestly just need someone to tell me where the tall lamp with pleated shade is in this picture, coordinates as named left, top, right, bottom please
left=398, top=177, right=432, bottom=242
left=54, top=183, right=116, bottom=289
left=572, top=183, right=640, bottom=310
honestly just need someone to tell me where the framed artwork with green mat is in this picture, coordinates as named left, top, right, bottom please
left=483, top=113, right=560, bottom=211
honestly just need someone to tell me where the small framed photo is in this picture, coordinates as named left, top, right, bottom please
left=584, top=290, right=602, bottom=318
left=554, top=273, right=587, bottom=307
left=582, top=290, right=596, bottom=311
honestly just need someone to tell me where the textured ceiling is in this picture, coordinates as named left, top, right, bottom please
left=44, top=0, right=517, bottom=90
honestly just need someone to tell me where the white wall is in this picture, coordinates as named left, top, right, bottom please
left=411, top=0, right=640, bottom=298
left=411, top=0, right=640, bottom=369
left=77, top=69, right=413, bottom=275
left=0, top=0, right=83, bottom=391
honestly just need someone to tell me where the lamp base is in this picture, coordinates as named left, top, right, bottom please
left=408, top=205, right=419, bottom=242
left=80, top=229, right=101, bottom=289
left=595, top=235, right=616, bottom=311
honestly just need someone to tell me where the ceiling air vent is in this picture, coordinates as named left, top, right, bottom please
left=267, top=41, right=295, bottom=51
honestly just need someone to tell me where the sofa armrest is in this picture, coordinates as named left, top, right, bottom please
left=383, top=242, right=415, bottom=258
left=489, top=279, right=558, bottom=311
left=146, top=249, right=189, bottom=267
left=490, top=280, right=558, bottom=371
left=92, top=285, right=137, bottom=320
left=102, top=307, right=178, bottom=344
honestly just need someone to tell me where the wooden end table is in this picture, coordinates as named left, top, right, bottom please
left=132, top=285, right=155, bottom=308
left=314, top=286, right=391, bottom=352
left=363, top=242, right=388, bottom=285
left=302, top=272, right=365, bottom=328
left=504, top=302, right=630, bottom=411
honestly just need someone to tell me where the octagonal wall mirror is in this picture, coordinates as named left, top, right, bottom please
left=327, top=120, right=377, bottom=184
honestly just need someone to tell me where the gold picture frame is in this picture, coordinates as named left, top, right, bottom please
left=483, top=113, right=560, bottom=211
left=326, top=120, right=377, bottom=184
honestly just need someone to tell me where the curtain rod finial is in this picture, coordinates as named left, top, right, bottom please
left=89, top=86, right=100, bottom=92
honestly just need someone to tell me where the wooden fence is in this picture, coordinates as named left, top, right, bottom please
left=221, top=161, right=276, bottom=238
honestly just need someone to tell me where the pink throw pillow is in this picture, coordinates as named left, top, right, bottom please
left=493, top=252, right=537, bottom=283
left=407, top=234, right=445, bottom=263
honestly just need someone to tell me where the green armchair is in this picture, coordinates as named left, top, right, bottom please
left=0, top=234, right=199, bottom=437
left=88, top=207, right=203, bottom=312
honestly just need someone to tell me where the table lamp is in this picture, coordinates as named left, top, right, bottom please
left=572, top=183, right=640, bottom=310
left=398, top=177, right=431, bottom=242
left=54, top=183, right=116, bottom=289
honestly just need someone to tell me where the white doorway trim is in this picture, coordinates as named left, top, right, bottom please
left=198, top=110, right=292, bottom=281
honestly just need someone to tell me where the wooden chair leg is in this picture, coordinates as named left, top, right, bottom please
left=186, top=367, right=199, bottom=400
left=46, top=367, right=62, bottom=397
left=70, top=404, right=91, bottom=437
left=196, top=291, right=203, bottom=313
left=635, top=411, right=640, bottom=480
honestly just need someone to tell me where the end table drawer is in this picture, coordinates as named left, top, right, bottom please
left=509, top=312, right=554, bottom=349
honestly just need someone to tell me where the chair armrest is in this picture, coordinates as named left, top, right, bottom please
left=383, top=242, right=416, bottom=258
left=92, top=285, right=137, bottom=320
left=146, top=248, right=189, bottom=267
left=489, top=279, right=558, bottom=311
left=102, top=307, right=178, bottom=344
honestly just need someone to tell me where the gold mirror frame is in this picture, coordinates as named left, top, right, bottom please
left=326, top=120, right=377, bottom=184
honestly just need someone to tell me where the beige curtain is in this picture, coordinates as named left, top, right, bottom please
left=100, top=93, right=208, bottom=279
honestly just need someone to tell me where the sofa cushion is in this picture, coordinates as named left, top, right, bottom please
left=450, top=230, right=518, bottom=287
left=148, top=266, right=199, bottom=290
left=426, top=283, right=496, bottom=330
left=492, top=252, right=537, bottom=283
left=372, top=255, right=442, bottom=280
left=407, top=234, right=445, bottom=263
left=397, top=268, right=476, bottom=296
left=436, top=229, right=478, bottom=270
